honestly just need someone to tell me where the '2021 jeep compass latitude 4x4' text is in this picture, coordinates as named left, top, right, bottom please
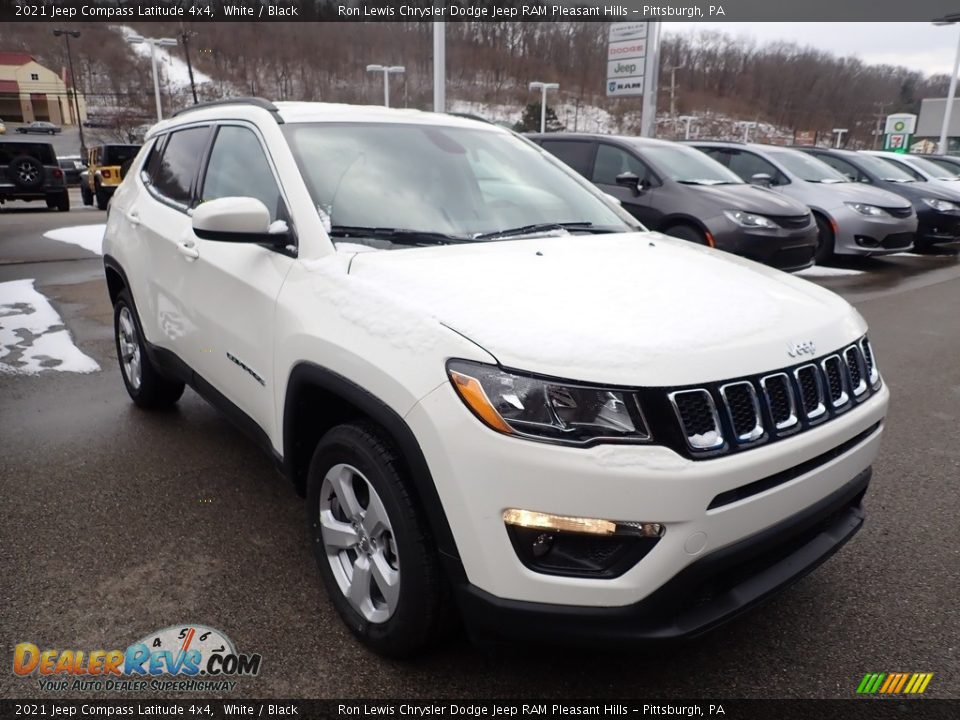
left=103, top=99, right=888, bottom=656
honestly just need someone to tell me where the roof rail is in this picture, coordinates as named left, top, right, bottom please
left=171, top=97, right=283, bottom=123
left=446, top=112, right=492, bottom=124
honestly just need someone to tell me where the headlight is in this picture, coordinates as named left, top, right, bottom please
left=447, top=360, right=650, bottom=445
left=723, top=210, right=778, bottom=229
left=922, top=197, right=960, bottom=212
left=844, top=202, right=886, bottom=216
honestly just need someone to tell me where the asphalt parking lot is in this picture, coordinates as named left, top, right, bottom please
left=1, top=198, right=958, bottom=700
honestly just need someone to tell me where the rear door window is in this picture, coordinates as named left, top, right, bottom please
left=148, top=127, right=210, bottom=206
left=540, top=140, right=596, bottom=178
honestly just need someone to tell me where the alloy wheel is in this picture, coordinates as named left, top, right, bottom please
left=117, top=306, right=142, bottom=390
left=319, top=463, right=400, bottom=623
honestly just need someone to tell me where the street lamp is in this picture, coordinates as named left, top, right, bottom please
left=126, top=33, right=178, bottom=121
left=934, top=14, right=960, bottom=154
left=529, top=81, right=559, bottom=134
left=677, top=115, right=696, bottom=140
left=738, top=121, right=757, bottom=143
left=832, top=128, right=848, bottom=148
left=366, top=64, right=405, bottom=107
left=52, top=29, right=86, bottom=160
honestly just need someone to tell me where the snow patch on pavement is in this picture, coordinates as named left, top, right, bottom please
left=796, top=265, right=865, bottom=278
left=43, top=224, right=106, bottom=256
left=0, top=279, right=100, bottom=375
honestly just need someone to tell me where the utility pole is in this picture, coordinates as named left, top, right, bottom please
left=179, top=24, right=199, bottom=105
left=872, top=103, right=888, bottom=150
left=52, top=29, right=86, bottom=160
left=662, top=64, right=685, bottom=119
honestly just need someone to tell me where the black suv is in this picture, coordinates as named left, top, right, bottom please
left=0, top=141, right=70, bottom=211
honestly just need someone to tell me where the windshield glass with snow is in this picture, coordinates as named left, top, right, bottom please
left=766, top=149, right=849, bottom=183
left=282, top=122, right=637, bottom=239
left=853, top=153, right=917, bottom=182
left=904, top=155, right=960, bottom=180
left=638, top=143, right=743, bottom=185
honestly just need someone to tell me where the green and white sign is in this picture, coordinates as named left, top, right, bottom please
left=883, top=113, right=917, bottom=153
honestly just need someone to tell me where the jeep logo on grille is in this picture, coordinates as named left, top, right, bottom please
left=787, top=340, right=816, bottom=358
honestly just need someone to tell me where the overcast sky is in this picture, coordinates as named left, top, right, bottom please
left=665, top=23, right=960, bottom=76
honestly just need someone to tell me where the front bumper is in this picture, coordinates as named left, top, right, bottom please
left=916, top=207, right=960, bottom=244
left=407, top=380, right=888, bottom=609
left=457, top=466, right=869, bottom=644
left=708, top=220, right=818, bottom=272
left=831, top=206, right=917, bottom=255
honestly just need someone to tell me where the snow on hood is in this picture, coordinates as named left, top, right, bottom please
left=337, top=233, right=865, bottom=386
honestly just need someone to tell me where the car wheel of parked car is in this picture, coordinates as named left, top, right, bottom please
left=307, top=422, right=447, bottom=657
left=813, top=213, right=835, bottom=263
left=664, top=223, right=708, bottom=245
left=8, top=155, right=44, bottom=190
left=45, top=191, right=69, bottom=212
left=113, top=290, right=185, bottom=409
left=95, top=183, right=109, bottom=211
left=80, top=183, right=93, bottom=207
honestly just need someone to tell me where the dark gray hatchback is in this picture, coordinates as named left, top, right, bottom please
left=528, top=134, right=818, bottom=271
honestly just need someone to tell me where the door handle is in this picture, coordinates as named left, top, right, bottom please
left=177, top=240, right=200, bottom=260
left=125, top=210, right=140, bottom=226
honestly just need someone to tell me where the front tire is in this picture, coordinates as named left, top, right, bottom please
left=664, top=223, right=709, bottom=245
left=113, top=290, right=184, bottom=409
left=813, top=213, right=835, bottom=263
left=307, top=423, right=447, bottom=657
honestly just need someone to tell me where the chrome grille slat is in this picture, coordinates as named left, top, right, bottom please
left=720, top=381, right=765, bottom=443
left=794, top=364, right=827, bottom=421
left=860, top=337, right=880, bottom=388
left=821, top=355, right=850, bottom=409
left=668, top=389, right=725, bottom=452
left=760, top=373, right=798, bottom=431
left=844, top=345, right=868, bottom=397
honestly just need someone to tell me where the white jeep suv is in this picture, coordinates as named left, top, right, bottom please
left=103, top=99, right=888, bottom=656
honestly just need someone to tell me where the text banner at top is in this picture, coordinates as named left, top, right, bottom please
left=4, top=0, right=960, bottom=22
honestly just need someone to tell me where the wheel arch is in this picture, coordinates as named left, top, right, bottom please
left=283, top=362, right=463, bottom=568
left=659, top=215, right=714, bottom=246
left=103, top=254, right=129, bottom=306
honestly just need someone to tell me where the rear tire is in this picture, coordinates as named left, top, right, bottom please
left=49, top=191, right=69, bottom=212
left=95, top=184, right=109, bottom=211
left=664, top=223, right=709, bottom=246
left=80, top=183, right=93, bottom=207
left=113, top=290, right=185, bottom=409
left=813, top=213, right=835, bottom=263
left=306, top=422, right=447, bottom=657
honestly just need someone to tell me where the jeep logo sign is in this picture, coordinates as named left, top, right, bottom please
left=606, top=21, right=648, bottom=97
left=787, top=340, right=817, bottom=358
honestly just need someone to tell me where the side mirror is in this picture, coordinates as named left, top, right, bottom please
left=750, top=173, right=773, bottom=187
left=192, top=197, right=288, bottom=245
left=615, top=171, right=644, bottom=195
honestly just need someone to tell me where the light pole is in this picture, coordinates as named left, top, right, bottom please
left=529, top=81, right=559, bottom=133
left=126, top=34, right=178, bottom=121
left=832, top=128, right=848, bottom=148
left=678, top=115, right=696, bottom=139
left=52, top=29, right=86, bottom=160
left=934, top=14, right=960, bottom=154
left=366, top=64, right=405, bottom=107
left=433, top=22, right=445, bottom=112
left=739, top=121, right=757, bottom=143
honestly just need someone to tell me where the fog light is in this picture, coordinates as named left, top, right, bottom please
left=503, top=508, right=664, bottom=538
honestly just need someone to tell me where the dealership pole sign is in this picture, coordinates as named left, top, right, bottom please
left=883, top=113, right=917, bottom=153
left=606, top=22, right=647, bottom=97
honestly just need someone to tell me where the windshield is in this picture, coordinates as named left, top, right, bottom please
left=282, top=122, right=637, bottom=238
left=853, top=153, right=916, bottom=182
left=903, top=155, right=960, bottom=180
left=636, top=143, right=743, bottom=185
left=766, top=149, right=848, bottom=183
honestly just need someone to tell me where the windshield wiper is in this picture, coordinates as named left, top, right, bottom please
left=676, top=179, right=735, bottom=185
left=472, top=222, right=617, bottom=241
left=329, top=226, right=468, bottom=246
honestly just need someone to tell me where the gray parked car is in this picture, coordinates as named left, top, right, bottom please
left=529, top=134, right=818, bottom=271
left=692, top=142, right=917, bottom=261
left=15, top=121, right=61, bottom=135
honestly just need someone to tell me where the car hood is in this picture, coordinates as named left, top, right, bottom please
left=684, top=183, right=809, bottom=215
left=345, top=233, right=865, bottom=386
left=878, top=179, right=960, bottom=204
left=812, top=181, right=913, bottom=209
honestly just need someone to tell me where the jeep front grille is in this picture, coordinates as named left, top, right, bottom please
left=659, top=335, right=880, bottom=459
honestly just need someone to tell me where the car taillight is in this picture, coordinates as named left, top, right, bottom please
left=52, top=168, right=63, bottom=179
left=102, top=169, right=112, bottom=178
